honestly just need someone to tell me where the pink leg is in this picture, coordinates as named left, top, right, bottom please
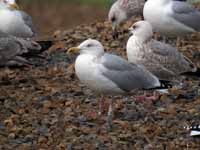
left=107, top=99, right=113, bottom=132
left=85, top=97, right=107, bottom=120
left=134, top=91, right=158, bottom=102
left=98, top=97, right=106, bottom=115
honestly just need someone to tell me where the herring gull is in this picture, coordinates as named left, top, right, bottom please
left=126, top=20, right=198, bottom=81
left=143, top=0, right=200, bottom=37
left=108, top=0, right=145, bottom=30
left=67, top=39, right=161, bottom=131
left=0, top=0, right=36, bottom=38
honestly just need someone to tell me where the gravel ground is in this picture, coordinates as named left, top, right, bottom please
left=0, top=18, right=200, bottom=149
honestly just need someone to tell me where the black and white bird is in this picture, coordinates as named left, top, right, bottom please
left=184, top=125, right=200, bottom=136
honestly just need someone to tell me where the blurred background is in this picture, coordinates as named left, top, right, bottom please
left=17, top=0, right=111, bottom=36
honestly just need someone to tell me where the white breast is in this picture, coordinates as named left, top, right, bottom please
left=0, top=9, right=32, bottom=37
left=126, top=36, right=144, bottom=64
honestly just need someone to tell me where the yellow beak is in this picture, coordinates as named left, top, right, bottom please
left=67, top=47, right=80, bottom=54
left=9, top=3, right=19, bottom=9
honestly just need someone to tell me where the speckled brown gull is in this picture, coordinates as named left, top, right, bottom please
left=126, top=21, right=197, bottom=81
left=108, top=0, right=145, bottom=30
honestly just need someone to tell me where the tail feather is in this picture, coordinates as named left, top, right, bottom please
left=181, top=68, right=200, bottom=77
left=144, top=80, right=173, bottom=90
left=159, top=80, right=173, bottom=88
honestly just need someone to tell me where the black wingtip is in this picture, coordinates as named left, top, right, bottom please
left=159, top=80, right=173, bottom=89
left=181, top=68, right=200, bottom=77
left=144, top=80, right=172, bottom=90
left=37, top=40, right=53, bottom=52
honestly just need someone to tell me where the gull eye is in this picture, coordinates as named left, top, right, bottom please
left=87, top=44, right=93, bottom=47
left=111, top=17, right=116, bottom=22
left=132, top=25, right=138, bottom=30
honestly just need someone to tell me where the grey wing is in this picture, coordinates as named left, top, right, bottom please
left=171, top=1, right=200, bottom=31
left=148, top=40, right=196, bottom=74
left=19, top=11, right=37, bottom=36
left=101, top=54, right=160, bottom=92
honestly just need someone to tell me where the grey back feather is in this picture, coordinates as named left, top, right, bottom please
left=147, top=40, right=196, bottom=77
left=101, top=53, right=160, bottom=92
left=172, top=1, right=200, bottom=31
left=19, top=11, right=37, bottom=36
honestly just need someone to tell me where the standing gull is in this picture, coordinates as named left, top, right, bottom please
left=0, top=0, right=36, bottom=38
left=126, top=20, right=198, bottom=81
left=108, top=0, right=145, bottom=30
left=67, top=39, right=161, bottom=131
left=143, top=0, right=200, bottom=37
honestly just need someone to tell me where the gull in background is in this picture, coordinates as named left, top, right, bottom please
left=143, top=0, right=200, bottom=37
left=0, top=31, right=52, bottom=66
left=126, top=21, right=199, bottom=81
left=108, top=0, right=145, bottom=31
left=0, top=0, right=36, bottom=38
left=68, top=39, right=162, bottom=131
left=0, top=32, right=43, bottom=66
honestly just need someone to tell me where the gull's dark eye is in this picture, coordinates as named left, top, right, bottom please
left=87, top=44, right=93, bottom=47
left=111, top=17, right=116, bottom=22
left=132, top=25, right=138, bottom=30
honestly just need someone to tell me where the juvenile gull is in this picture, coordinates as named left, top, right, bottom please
left=0, top=31, right=43, bottom=66
left=68, top=39, right=161, bottom=131
left=108, top=0, right=145, bottom=30
left=143, top=0, right=200, bottom=37
left=0, top=0, right=36, bottom=38
left=126, top=20, right=198, bottom=81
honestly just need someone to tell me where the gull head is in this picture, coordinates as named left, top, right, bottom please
left=68, top=39, right=104, bottom=56
left=0, top=0, right=19, bottom=9
left=129, top=21, right=153, bottom=41
left=108, top=2, right=127, bottom=31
